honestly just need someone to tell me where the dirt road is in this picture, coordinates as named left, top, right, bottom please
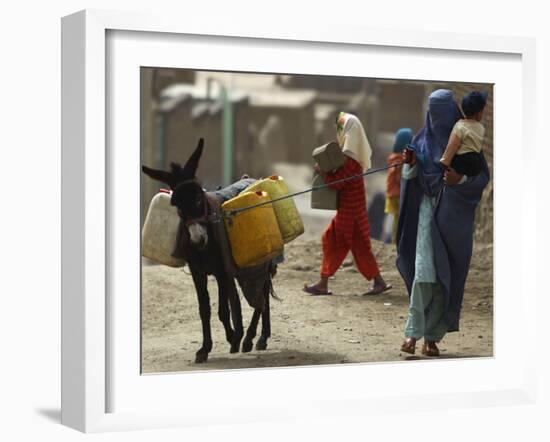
left=141, top=238, right=493, bottom=373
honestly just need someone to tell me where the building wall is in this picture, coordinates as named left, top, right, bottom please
left=151, top=68, right=195, bottom=99
left=162, top=101, right=224, bottom=192
left=160, top=99, right=254, bottom=193
left=280, top=74, right=370, bottom=94
left=140, top=68, right=158, bottom=225
left=378, top=81, right=426, bottom=135
left=249, top=103, right=317, bottom=166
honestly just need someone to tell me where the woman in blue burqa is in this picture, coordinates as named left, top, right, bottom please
left=397, top=89, right=490, bottom=356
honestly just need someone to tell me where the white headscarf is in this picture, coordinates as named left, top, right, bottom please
left=336, top=112, right=372, bottom=170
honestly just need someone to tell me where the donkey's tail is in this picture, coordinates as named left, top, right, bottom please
left=268, top=262, right=281, bottom=302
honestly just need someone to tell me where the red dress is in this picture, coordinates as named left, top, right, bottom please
left=320, top=156, right=380, bottom=279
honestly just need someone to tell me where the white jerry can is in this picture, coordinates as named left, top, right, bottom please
left=141, top=190, right=186, bottom=267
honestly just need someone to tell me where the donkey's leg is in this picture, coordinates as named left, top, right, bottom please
left=224, top=276, right=244, bottom=353
left=215, top=274, right=234, bottom=345
left=242, top=309, right=261, bottom=353
left=190, top=269, right=212, bottom=363
left=256, top=287, right=271, bottom=351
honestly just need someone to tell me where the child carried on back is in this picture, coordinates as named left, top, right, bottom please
left=439, top=91, right=488, bottom=177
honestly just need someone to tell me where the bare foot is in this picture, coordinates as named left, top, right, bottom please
left=303, top=277, right=331, bottom=295
left=303, top=282, right=332, bottom=296
left=364, top=275, right=392, bottom=295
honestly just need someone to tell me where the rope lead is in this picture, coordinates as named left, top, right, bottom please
left=225, top=162, right=404, bottom=218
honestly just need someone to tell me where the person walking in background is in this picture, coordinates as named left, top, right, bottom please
left=383, top=128, right=412, bottom=244
left=303, top=112, right=392, bottom=296
left=397, top=90, right=490, bottom=356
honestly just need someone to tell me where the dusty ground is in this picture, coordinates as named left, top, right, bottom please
left=141, top=238, right=493, bottom=373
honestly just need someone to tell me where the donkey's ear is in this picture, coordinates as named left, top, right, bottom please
left=181, top=138, right=204, bottom=178
left=142, top=165, right=176, bottom=189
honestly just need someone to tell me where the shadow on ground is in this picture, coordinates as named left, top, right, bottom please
left=147, top=349, right=349, bottom=373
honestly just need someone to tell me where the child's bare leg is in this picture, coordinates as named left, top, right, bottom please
left=440, top=132, right=462, bottom=168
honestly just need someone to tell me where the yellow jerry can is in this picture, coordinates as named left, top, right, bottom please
left=244, top=175, right=304, bottom=243
left=222, top=191, right=284, bottom=268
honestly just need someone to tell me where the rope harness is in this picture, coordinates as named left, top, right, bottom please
left=174, top=179, right=222, bottom=226
left=181, top=196, right=215, bottom=227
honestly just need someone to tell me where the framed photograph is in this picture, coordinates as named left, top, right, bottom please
left=61, top=9, right=537, bottom=433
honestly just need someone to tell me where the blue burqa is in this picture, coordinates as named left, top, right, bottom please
left=396, top=89, right=490, bottom=332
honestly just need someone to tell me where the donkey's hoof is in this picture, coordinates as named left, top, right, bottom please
left=195, top=352, right=209, bottom=363
left=242, top=340, right=253, bottom=353
left=256, top=338, right=268, bottom=351
left=229, top=339, right=241, bottom=353
left=230, top=334, right=243, bottom=353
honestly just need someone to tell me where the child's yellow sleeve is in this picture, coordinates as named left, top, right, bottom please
left=451, top=122, right=464, bottom=140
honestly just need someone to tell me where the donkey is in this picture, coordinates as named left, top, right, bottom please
left=142, top=138, right=275, bottom=363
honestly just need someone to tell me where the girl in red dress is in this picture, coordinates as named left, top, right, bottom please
left=304, top=112, right=392, bottom=296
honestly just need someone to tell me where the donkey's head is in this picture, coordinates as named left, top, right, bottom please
left=142, top=138, right=210, bottom=250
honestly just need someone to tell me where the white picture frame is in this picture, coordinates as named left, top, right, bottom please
left=61, top=9, right=537, bottom=433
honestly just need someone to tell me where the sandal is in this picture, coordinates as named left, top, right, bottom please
left=421, top=342, right=440, bottom=357
left=401, top=337, right=417, bottom=355
left=303, top=283, right=332, bottom=296
left=363, top=283, right=393, bottom=296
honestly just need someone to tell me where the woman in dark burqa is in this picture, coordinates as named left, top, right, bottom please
left=397, top=89, right=490, bottom=356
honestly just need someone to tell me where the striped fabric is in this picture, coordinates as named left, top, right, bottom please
left=323, top=156, right=373, bottom=249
